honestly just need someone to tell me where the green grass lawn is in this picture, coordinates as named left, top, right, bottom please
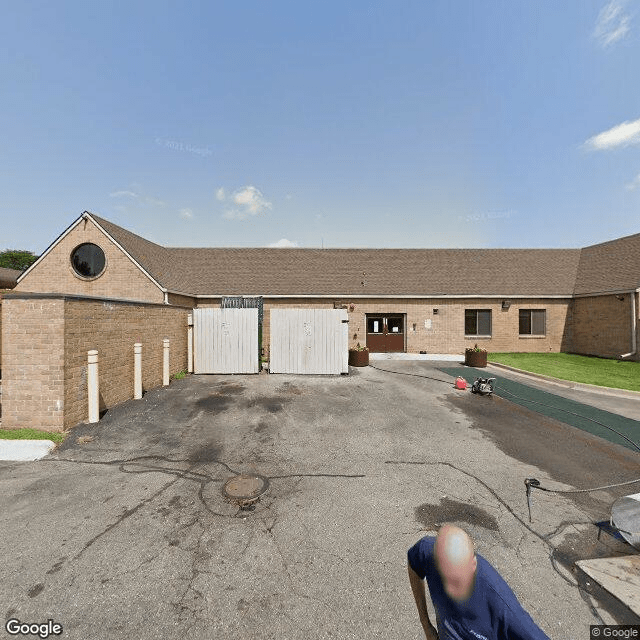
left=488, top=352, right=640, bottom=392
left=0, top=428, right=65, bottom=442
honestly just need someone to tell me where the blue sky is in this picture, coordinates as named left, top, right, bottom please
left=2, top=1, right=640, bottom=252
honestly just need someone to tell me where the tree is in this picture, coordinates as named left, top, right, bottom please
left=0, top=249, right=39, bottom=271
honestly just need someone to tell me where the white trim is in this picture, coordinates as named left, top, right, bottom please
left=85, top=213, right=167, bottom=295
left=17, top=216, right=85, bottom=283
left=188, top=293, right=574, bottom=300
left=17, top=213, right=168, bottom=298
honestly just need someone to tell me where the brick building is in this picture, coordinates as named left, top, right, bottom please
left=1, top=211, right=638, bottom=431
left=12, top=211, right=640, bottom=358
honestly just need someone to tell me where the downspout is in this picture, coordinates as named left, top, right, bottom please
left=620, top=288, right=638, bottom=359
left=164, top=291, right=169, bottom=304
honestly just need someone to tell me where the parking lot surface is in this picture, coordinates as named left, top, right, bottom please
left=1, top=362, right=639, bottom=639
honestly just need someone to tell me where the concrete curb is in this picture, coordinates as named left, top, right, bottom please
left=0, top=440, right=56, bottom=461
left=487, top=361, right=640, bottom=399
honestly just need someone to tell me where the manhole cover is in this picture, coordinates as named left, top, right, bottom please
left=222, top=474, right=270, bottom=505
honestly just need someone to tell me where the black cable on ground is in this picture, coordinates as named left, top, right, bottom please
left=367, top=363, right=457, bottom=386
left=385, top=459, right=606, bottom=624
left=371, top=362, right=640, bottom=621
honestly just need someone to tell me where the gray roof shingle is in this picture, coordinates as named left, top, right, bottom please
left=162, top=247, right=581, bottom=296
left=88, top=213, right=637, bottom=297
left=573, top=232, right=640, bottom=295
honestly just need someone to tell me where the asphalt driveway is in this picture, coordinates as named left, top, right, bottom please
left=1, top=362, right=639, bottom=639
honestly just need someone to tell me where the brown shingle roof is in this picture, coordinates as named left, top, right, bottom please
left=573, top=232, right=640, bottom=295
left=90, top=213, right=173, bottom=286
left=162, top=247, right=581, bottom=296
left=88, top=212, right=581, bottom=296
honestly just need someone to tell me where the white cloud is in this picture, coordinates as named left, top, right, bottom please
left=584, top=118, right=640, bottom=150
left=110, top=190, right=138, bottom=198
left=179, top=208, right=194, bottom=219
left=268, top=238, right=298, bottom=247
left=219, top=185, right=272, bottom=220
left=594, top=0, right=631, bottom=47
left=232, top=185, right=272, bottom=214
left=625, top=172, right=640, bottom=190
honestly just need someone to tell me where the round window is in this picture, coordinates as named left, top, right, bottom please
left=71, top=243, right=106, bottom=279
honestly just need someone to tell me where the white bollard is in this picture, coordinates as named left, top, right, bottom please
left=163, top=339, right=170, bottom=386
left=88, top=350, right=99, bottom=423
left=134, top=343, right=142, bottom=399
left=187, top=314, right=193, bottom=374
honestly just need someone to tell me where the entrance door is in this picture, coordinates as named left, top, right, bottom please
left=366, top=314, right=405, bottom=352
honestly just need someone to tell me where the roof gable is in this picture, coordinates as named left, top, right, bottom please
left=574, top=232, right=640, bottom=295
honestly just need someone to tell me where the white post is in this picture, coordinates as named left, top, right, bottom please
left=134, top=343, right=142, bottom=399
left=163, top=339, right=170, bottom=386
left=87, top=350, right=99, bottom=423
left=187, top=313, right=193, bottom=374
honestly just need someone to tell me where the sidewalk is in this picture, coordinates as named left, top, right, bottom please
left=0, top=439, right=56, bottom=461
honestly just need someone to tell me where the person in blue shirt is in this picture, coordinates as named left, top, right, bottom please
left=408, top=524, right=550, bottom=639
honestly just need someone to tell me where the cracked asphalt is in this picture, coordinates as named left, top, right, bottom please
left=1, top=362, right=639, bottom=639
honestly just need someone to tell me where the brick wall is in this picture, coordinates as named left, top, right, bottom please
left=196, top=296, right=572, bottom=355
left=0, top=290, right=16, bottom=375
left=15, top=217, right=165, bottom=303
left=636, top=292, right=640, bottom=362
left=570, top=294, right=635, bottom=358
left=345, top=298, right=572, bottom=354
left=2, top=294, right=189, bottom=432
left=2, top=298, right=66, bottom=430
left=0, top=295, right=3, bottom=376
left=167, top=292, right=196, bottom=306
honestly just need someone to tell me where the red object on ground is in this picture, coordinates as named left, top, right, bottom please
left=454, top=377, right=467, bottom=390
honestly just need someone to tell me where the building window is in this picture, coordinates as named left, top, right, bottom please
left=519, top=309, right=546, bottom=335
left=367, top=317, right=383, bottom=333
left=70, top=243, right=106, bottom=279
left=387, top=316, right=403, bottom=333
left=465, top=309, right=491, bottom=336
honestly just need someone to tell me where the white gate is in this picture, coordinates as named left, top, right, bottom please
left=193, top=308, right=259, bottom=374
left=270, top=309, right=348, bottom=374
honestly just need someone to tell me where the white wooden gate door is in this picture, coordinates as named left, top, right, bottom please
left=194, top=308, right=259, bottom=374
left=270, top=309, right=348, bottom=374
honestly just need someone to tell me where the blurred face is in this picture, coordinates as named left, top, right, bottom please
left=434, top=526, right=477, bottom=603
left=437, top=553, right=477, bottom=602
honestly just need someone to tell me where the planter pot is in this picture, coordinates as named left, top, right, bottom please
left=465, top=350, right=487, bottom=368
left=348, top=349, right=369, bottom=367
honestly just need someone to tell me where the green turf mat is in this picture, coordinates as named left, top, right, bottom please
left=439, top=366, right=640, bottom=454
